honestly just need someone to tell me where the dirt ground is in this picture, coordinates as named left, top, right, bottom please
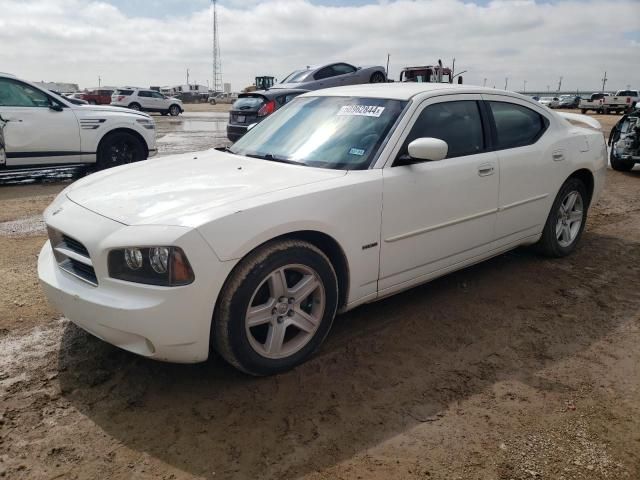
left=1, top=112, right=639, bottom=480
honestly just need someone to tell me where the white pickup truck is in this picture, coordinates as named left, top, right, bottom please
left=580, top=90, right=638, bottom=114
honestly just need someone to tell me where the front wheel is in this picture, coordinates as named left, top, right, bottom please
left=96, top=131, right=146, bottom=170
left=169, top=104, right=181, bottom=116
left=128, top=102, right=141, bottom=111
left=610, top=149, right=635, bottom=171
left=535, top=178, right=587, bottom=257
left=212, top=240, right=339, bottom=376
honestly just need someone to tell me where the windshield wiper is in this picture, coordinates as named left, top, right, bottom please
left=245, top=153, right=306, bottom=166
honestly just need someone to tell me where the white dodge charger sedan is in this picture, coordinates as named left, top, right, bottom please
left=38, top=84, right=606, bottom=375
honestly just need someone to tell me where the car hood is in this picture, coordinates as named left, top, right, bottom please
left=65, top=149, right=346, bottom=227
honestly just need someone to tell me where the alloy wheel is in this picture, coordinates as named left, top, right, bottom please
left=556, top=190, right=583, bottom=247
left=245, top=264, right=325, bottom=359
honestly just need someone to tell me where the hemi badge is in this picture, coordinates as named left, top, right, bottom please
left=362, top=242, right=378, bottom=250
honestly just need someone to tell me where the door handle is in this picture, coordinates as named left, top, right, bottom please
left=552, top=151, right=565, bottom=161
left=477, top=163, right=495, bottom=176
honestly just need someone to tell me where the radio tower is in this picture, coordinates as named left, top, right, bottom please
left=211, top=0, right=223, bottom=94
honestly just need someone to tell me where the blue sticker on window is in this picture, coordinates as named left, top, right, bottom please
left=349, top=147, right=365, bottom=156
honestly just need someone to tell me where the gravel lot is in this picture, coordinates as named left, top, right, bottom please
left=0, top=110, right=638, bottom=480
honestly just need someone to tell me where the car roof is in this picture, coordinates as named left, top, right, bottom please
left=246, top=88, right=309, bottom=98
left=301, top=83, right=528, bottom=101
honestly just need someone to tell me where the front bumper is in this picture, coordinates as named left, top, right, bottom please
left=37, top=198, right=234, bottom=363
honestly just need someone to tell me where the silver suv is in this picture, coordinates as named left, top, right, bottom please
left=111, top=88, right=183, bottom=116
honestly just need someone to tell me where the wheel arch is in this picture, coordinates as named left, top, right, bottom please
left=97, top=127, right=149, bottom=158
left=219, top=230, right=351, bottom=311
left=567, top=168, right=594, bottom=207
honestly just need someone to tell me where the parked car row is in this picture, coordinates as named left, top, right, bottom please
left=579, top=90, right=638, bottom=114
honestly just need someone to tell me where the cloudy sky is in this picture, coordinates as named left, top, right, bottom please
left=0, top=0, right=638, bottom=92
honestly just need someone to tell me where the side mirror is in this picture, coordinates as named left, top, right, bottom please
left=407, top=137, right=448, bottom=162
left=49, top=102, right=63, bottom=112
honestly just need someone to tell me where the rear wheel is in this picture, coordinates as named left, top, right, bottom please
left=169, top=104, right=181, bottom=116
left=370, top=72, right=386, bottom=83
left=212, top=240, right=339, bottom=376
left=128, top=102, right=141, bottom=111
left=535, top=178, right=587, bottom=257
left=89, top=100, right=97, bottom=105
left=581, top=109, right=587, bottom=114
left=96, top=131, right=146, bottom=170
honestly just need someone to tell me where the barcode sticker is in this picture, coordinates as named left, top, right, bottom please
left=337, top=105, right=385, bottom=117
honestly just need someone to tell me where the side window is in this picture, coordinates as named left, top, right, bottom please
left=488, top=101, right=548, bottom=149
left=314, top=66, right=336, bottom=80
left=0, top=78, right=50, bottom=107
left=398, top=100, right=484, bottom=160
left=332, top=63, right=356, bottom=76
left=138, top=91, right=152, bottom=98
left=151, top=92, right=164, bottom=98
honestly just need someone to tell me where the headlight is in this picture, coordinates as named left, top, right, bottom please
left=136, top=118, right=155, bottom=130
left=108, top=246, right=194, bottom=286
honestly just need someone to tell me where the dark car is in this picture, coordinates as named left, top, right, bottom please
left=558, top=95, right=581, bottom=109
left=227, top=89, right=308, bottom=142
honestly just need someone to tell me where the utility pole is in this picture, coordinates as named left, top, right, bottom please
left=523, top=80, right=527, bottom=93
left=504, top=77, right=508, bottom=90
left=483, top=78, right=487, bottom=87
left=186, top=68, right=190, bottom=86
left=211, top=0, right=223, bottom=94
left=386, top=53, right=390, bottom=78
left=601, top=71, right=607, bottom=92
left=557, top=76, right=563, bottom=93
left=547, top=85, right=550, bottom=93
left=98, top=76, right=101, bottom=88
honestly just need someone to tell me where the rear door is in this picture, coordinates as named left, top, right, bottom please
left=137, top=90, right=155, bottom=110
left=483, top=96, right=555, bottom=245
left=0, top=77, right=81, bottom=166
left=331, top=63, right=359, bottom=86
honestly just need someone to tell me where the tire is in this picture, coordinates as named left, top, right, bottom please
left=161, top=111, right=168, bottom=116
left=370, top=71, right=386, bottom=83
left=209, top=99, right=216, bottom=105
left=212, top=239, right=339, bottom=376
left=96, top=131, right=146, bottom=171
left=535, top=177, right=588, bottom=257
left=610, top=149, right=635, bottom=171
left=128, top=102, right=141, bottom=111
left=89, top=100, right=97, bottom=105
left=580, top=109, right=587, bottom=114
left=169, top=104, right=181, bottom=116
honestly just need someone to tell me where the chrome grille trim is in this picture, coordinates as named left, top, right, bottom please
left=47, top=227, right=98, bottom=286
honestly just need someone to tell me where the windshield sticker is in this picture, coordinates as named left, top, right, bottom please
left=349, top=147, right=365, bottom=156
left=338, top=105, right=385, bottom=117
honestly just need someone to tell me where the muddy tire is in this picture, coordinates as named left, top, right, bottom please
left=535, top=178, right=588, bottom=258
left=212, top=239, right=338, bottom=376
left=96, top=131, right=146, bottom=171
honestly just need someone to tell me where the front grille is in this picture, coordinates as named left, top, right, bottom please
left=61, top=234, right=90, bottom=257
left=59, top=258, right=98, bottom=286
left=47, top=227, right=98, bottom=286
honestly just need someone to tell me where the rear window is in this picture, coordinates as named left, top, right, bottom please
left=489, top=101, right=548, bottom=150
left=280, top=70, right=309, bottom=83
left=114, top=89, right=133, bottom=96
left=233, top=96, right=266, bottom=110
left=616, top=90, right=638, bottom=97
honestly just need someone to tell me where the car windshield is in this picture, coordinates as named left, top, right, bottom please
left=228, top=96, right=407, bottom=170
left=281, top=70, right=310, bottom=83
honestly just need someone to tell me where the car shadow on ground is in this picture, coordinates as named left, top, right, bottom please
left=57, top=231, right=640, bottom=479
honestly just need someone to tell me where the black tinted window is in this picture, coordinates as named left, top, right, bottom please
left=114, top=89, right=133, bottom=95
left=315, top=67, right=335, bottom=80
left=401, top=100, right=484, bottom=159
left=138, top=91, right=152, bottom=97
left=489, top=101, right=547, bottom=149
left=332, top=64, right=356, bottom=75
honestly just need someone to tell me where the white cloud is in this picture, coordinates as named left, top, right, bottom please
left=0, top=0, right=638, bottom=92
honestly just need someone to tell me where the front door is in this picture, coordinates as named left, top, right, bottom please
left=0, top=77, right=80, bottom=166
left=379, top=96, right=499, bottom=293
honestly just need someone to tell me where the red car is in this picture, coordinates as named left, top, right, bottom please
left=79, top=89, right=114, bottom=105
